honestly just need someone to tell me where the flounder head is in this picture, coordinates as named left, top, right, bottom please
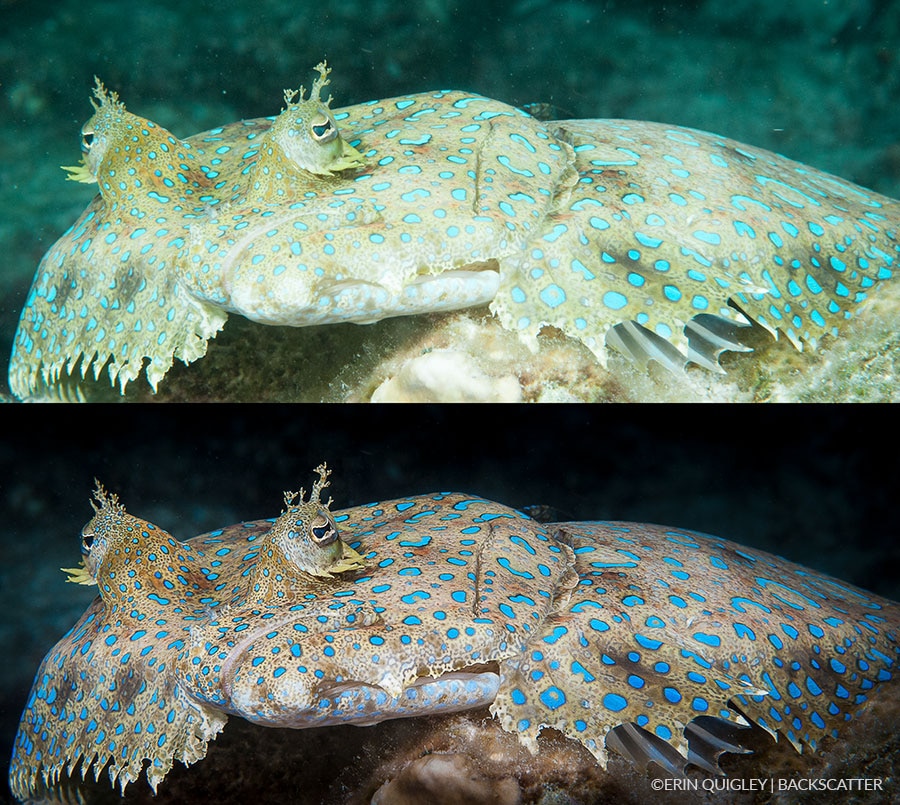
left=267, top=61, right=366, bottom=176
left=17, top=483, right=229, bottom=799
left=263, top=462, right=366, bottom=583
left=59, top=78, right=127, bottom=184
left=61, top=77, right=204, bottom=205
left=61, top=480, right=133, bottom=586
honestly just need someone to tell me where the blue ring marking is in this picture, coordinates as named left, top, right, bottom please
left=539, top=686, right=567, bottom=710
left=539, top=284, right=566, bottom=308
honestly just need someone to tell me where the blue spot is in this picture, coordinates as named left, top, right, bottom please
left=497, top=557, right=534, bottom=579
left=627, top=272, right=645, bottom=287
left=733, top=623, right=756, bottom=640
left=734, top=220, right=756, bottom=238
left=692, top=632, right=721, bottom=648
left=603, top=291, right=628, bottom=310
left=663, top=285, right=681, bottom=302
left=635, top=232, right=663, bottom=248
left=634, top=634, right=662, bottom=650
left=571, top=661, right=596, bottom=683
left=782, top=624, right=800, bottom=640
left=603, top=693, right=628, bottom=712
left=543, top=625, right=568, bottom=644
left=540, top=686, right=566, bottom=710
left=539, top=284, right=566, bottom=308
left=693, top=230, right=721, bottom=245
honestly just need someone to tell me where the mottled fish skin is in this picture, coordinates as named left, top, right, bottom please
left=7, top=81, right=237, bottom=397
left=180, top=493, right=576, bottom=729
left=9, top=68, right=899, bottom=399
left=493, top=520, right=900, bottom=767
left=494, top=119, right=900, bottom=358
left=7, top=483, right=267, bottom=798
left=179, top=89, right=573, bottom=328
left=9, top=480, right=900, bottom=800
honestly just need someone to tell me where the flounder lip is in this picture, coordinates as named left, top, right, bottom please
left=226, top=266, right=501, bottom=326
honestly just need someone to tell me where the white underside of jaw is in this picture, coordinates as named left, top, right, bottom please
left=230, top=266, right=501, bottom=326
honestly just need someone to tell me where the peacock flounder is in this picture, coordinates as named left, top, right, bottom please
left=8, top=63, right=899, bottom=398
left=8, top=466, right=899, bottom=799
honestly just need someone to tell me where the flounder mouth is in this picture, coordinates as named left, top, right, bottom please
left=228, top=264, right=501, bottom=326
left=232, top=668, right=504, bottom=729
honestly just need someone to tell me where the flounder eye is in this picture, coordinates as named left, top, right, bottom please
left=310, top=514, right=336, bottom=544
left=310, top=114, right=336, bottom=143
left=81, top=127, right=95, bottom=153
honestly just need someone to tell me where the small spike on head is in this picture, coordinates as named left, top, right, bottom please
left=90, top=478, right=125, bottom=517
left=78, top=479, right=135, bottom=588
left=89, top=76, right=124, bottom=114
left=282, top=462, right=333, bottom=511
left=282, top=61, right=334, bottom=110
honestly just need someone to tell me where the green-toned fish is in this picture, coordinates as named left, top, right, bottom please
left=8, top=64, right=898, bottom=398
